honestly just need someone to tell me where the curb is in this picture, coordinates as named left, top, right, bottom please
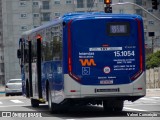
left=146, top=89, right=160, bottom=97
left=147, top=89, right=160, bottom=91
left=0, top=93, right=5, bottom=97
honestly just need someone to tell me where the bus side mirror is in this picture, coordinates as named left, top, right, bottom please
left=17, top=49, right=21, bottom=58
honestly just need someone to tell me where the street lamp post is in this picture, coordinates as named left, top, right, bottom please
left=111, top=2, right=160, bottom=22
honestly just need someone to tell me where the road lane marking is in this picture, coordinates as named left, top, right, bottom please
left=123, top=107, right=147, bottom=111
left=10, top=100, right=24, bottom=103
left=139, top=97, right=160, bottom=103
left=0, top=104, right=29, bottom=107
left=150, top=97, right=160, bottom=99
left=139, top=98, right=155, bottom=101
left=125, top=104, right=160, bottom=106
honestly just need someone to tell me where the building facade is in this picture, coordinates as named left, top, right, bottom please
left=0, top=0, right=4, bottom=85
left=112, top=0, right=160, bottom=51
left=1, top=0, right=160, bottom=83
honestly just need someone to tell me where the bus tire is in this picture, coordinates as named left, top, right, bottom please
left=26, top=80, right=30, bottom=98
left=48, top=87, right=58, bottom=114
left=31, top=98, right=39, bottom=107
left=114, top=100, right=124, bottom=112
left=103, top=100, right=114, bottom=112
left=103, top=100, right=124, bottom=112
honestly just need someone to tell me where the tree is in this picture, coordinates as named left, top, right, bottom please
left=146, top=51, right=160, bottom=69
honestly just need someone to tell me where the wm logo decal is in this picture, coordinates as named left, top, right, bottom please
left=79, top=59, right=96, bottom=66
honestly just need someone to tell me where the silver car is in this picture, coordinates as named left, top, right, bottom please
left=5, top=79, right=22, bottom=96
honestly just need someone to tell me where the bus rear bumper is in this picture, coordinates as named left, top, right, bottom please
left=64, top=73, right=146, bottom=101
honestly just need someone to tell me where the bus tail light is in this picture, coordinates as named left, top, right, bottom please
left=138, top=87, right=143, bottom=90
left=131, top=19, right=144, bottom=81
left=131, top=71, right=142, bottom=80
left=70, top=90, right=76, bottom=92
left=102, top=44, right=109, bottom=47
left=36, top=34, right=42, bottom=41
left=68, top=20, right=81, bottom=82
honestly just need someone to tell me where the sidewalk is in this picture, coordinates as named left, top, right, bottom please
left=0, top=86, right=5, bottom=96
left=146, top=89, right=160, bottom=97
left=0, top=85, right=4, bottom=92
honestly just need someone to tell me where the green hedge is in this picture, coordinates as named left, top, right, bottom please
left=146, top=51, right=160, bottom=69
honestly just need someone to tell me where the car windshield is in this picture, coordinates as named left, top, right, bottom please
left=8, top=80, right=22, bottom=83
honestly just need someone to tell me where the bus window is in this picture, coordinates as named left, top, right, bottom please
left=52, top=24, right=62, bottom=61
left=24, top=49, right=29, bottom=63
left=41, top=28, right=53, bottom=61
left=52, top=36, right=62, bottom=61
left=31, top=38, right=37, bottom=62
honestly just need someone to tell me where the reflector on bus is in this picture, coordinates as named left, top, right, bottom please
left=36, top=34, right=42, bottom=41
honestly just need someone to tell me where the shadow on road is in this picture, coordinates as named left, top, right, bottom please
left=24, top=105, right=131, bottom=118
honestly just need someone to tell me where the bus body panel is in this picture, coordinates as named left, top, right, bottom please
left=64, top=73, right=145, bottom=99
left=63, top=13, right=145, bottom=101
left=67, top=16, right=145, bottom=85
left=64, top=74, right=81, bottom=98
left=18, top=12, right=146, bottom=106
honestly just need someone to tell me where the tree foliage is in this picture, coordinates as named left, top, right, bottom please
left=146, top=51, right=160, bottom=69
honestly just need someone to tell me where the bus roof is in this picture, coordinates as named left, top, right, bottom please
left=22, top=18, right=62, bottom=37
left=21, top=12, right=142, bottom=37
left=61, top=12, right=142, bottom=22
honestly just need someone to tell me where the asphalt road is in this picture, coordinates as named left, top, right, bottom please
left=0, top=96, right=160, bottom=120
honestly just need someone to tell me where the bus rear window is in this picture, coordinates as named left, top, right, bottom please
left=107, top=22, right=130, bottom=36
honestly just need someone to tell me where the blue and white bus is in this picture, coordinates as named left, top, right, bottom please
left=17, top=12, right=146, bottom=113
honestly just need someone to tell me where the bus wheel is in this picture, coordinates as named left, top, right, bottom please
left=113, top=100, right=124, bottom=112
left=26, top=81, right=30, bottom=98
left=31, top=98, right=39, bottom=107
left=48, top=87, right=58, bottom=114
left=103, top=100, right=114, bottom=112
left=103, top=100, right=124, bottom=112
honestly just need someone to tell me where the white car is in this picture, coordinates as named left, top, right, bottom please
left=5, top=79, right=22, bottom=96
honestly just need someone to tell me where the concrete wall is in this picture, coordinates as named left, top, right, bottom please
left=0, top=0, right=4, bottom=85
left=2, top=0, right=36, bottom=82
left=146, top=67, right=160, bottom=88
